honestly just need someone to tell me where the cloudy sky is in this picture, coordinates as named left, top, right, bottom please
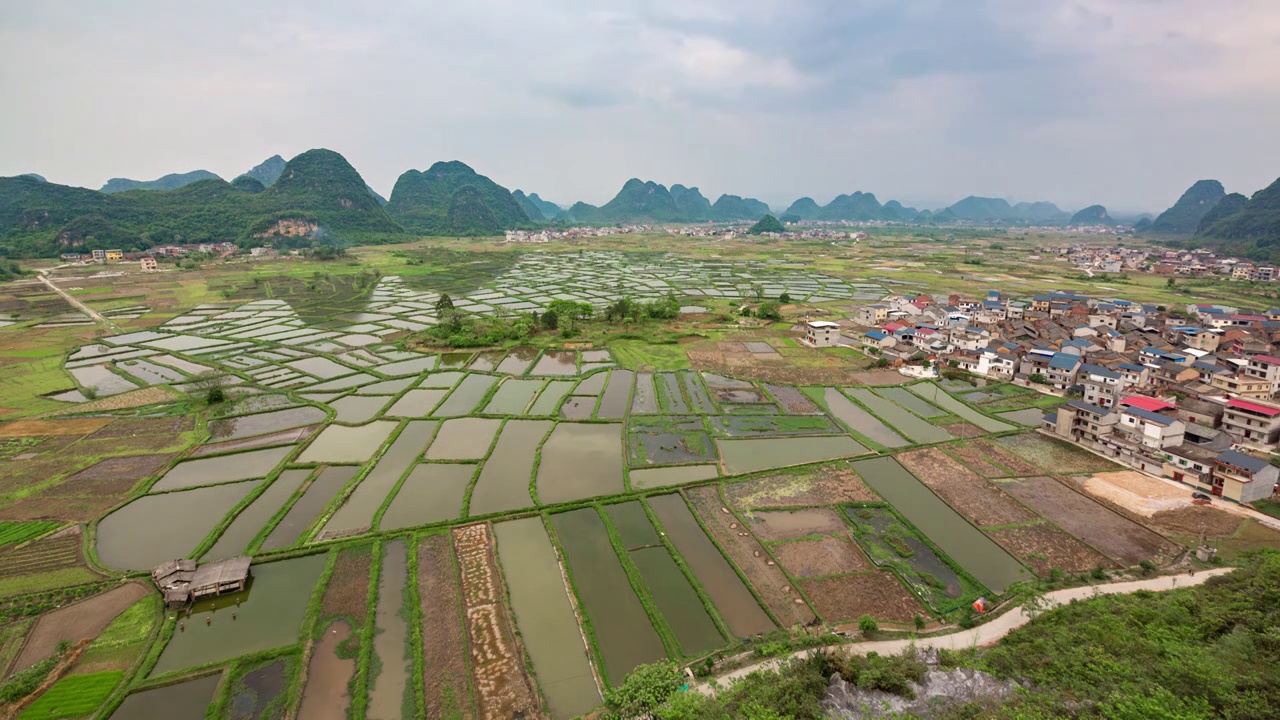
left=2, top=0, right=1279, bottom=213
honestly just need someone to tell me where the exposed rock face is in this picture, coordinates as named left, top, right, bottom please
left=822, top=649, right=1022, bottom=719
left=253, top=218, right=317, bottom=238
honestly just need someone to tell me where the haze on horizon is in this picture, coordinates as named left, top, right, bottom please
left=2, top=1, right=1279, bottom=214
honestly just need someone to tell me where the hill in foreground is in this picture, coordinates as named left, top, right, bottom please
left=1152, top=179, right=1226, bottom=235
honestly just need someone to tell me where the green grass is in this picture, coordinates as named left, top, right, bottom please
left=79, top=598, right=157, bottom=663
left=0, top=521, right=61, bottom=548
left=1251, top=498, right=1280, bottom=520
left=0, top=568, right=102, bottom=598
left=610, top=339, right=691, bottom=371
left=17, top=670, right=123, bottom=719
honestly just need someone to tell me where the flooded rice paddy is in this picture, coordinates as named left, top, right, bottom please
left=717, top=436, right=868, bottom=474
left=151, top=554, right=326, bottom=676
left=367, top=541, right=411, bottom=720
left=424, top=418, right=500, bottom=460
left=495, top=518, right=601, bottom=719
left=551, top=509, right=665, bottom=685
left=297, top=621, right=356, bottom=720
left=297, top=421, right=397, bottom=463
left=845, top=388, right=953, bottom=444
left=323, top=421, right=437, bottom=536
left=379, top=463, right=473, bottom=529
left=205, top=470, right=310, bottom=560
left=98, top=480, right=263, bottom=571
left=647, top=494, right=776, bottom=637
left=468, top=420, right=552, bottom=516
left=260, top=466, right=357, bottom=550
left=110, top=672, right=222, bottom=719
left=851, top=457, right=1031, bottom=592
left=150, top=446, right=292, bottom=491
left=821, top=389, right=908, bottom=447
left=537, top=424, right=625, bottom=504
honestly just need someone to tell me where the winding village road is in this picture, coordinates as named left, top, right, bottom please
left=696, top=567, right=1233, bottom=694
left=38, top=265, right=120, bottom=333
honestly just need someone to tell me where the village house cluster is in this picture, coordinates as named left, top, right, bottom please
left=847, top=289, right=1280, bottom=504
left=1057, top=243, right=1280, bottom=282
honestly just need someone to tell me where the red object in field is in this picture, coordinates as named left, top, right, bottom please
left=1192, top=498, right=1211, bottom=506
left=972, top=597, right=988, bottom=614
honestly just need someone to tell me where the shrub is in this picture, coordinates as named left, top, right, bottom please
left=858, top=615, right=878, bottom=636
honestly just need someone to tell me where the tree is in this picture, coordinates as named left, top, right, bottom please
left=757, top=300, right=782, bottom=321
left=435, top=293, right=454, bottom=315
left=1029, top=373, right=1048, bottom=384
left=600, top=660, right=684, bottom=720
left=192, top=371, right=227, bottom=405
left=913, top=614, right=926, bottom=631
left=540, top=308, right=558, bottom=331
left=778, top=292, right=791, bottom=304
left=858, top=614, right=878, bottom=636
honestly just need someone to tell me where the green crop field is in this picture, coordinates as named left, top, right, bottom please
left=0, top=522, right=60, bottom=548
left=17, top=671, right=123, bottom=719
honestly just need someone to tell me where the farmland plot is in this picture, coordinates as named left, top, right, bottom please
left=685, top=486, right=815, bottom=627
left=895, top=448, right=1039, bottom=528
left=418, top=535, right=474, bottom=720
left=451, top=524, right=539, bottom=719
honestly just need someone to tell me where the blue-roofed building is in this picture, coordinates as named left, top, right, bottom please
left=1045, top=352, right=1081, bottom=391
left=861, top=329, right=894, bottom=351
left=1211, top=449, right=1279, bottom=503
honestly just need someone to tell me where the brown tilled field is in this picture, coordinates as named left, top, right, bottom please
left=418, top=534, right=474, bottom=720
left=85, top=416, right=193, bottom=440
left=320, top=545, right=372, bottom=624
left=896, top=448, right=1039, bottom=528
left=998, top=476, right=1180, bottom=565
left=942, top=443, right=1011, bottom=478
left=723, top=465, right=879, bottom=510
left=1146, top=506, right=1246, bottom=538
left=967, top=439, right=1042, bottom=476
left=996, top=434, right=1118, bottom=474
left=11, top=582, right=149, bottom=673
left=940, top=423, right=985, bottom=438
left=771, top=536, right=871, bottom=577
left=797, top=571, right=924, bottom=624
left=685, top=486, right=816, bottom=627
left=747, top=509, right=848, bottom=541
left=59, top=454, right=177, bottom=496
left=0, top=418, right=113, bottom=438
left=764, top=385, right=819, bottom=414
left=988, top=522, right=1116, bottom=575
left=451, top=524, right=538, bottom=720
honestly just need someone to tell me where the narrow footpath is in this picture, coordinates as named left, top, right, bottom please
left=696, top=567, right=1232, bottom=694
left=38, top=266, right=120, bottom=333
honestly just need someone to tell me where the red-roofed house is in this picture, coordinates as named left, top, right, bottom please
left=1223, top=398, right=1280, bottom=447
left=1120, top=396, right=1177, bottom=414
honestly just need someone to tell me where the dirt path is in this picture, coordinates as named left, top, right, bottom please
left=12, top=582, right=148, bottom=673
left=38, top=267, right=120, bottom=334
left=695, top=567, right=1232, bottom=694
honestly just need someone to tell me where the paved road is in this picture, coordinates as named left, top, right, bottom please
left=696, top=567, right=1232, bottom=694
left=38, top=267, right=120, bottom=334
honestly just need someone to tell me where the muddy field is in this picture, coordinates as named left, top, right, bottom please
left=85, top=416, right=193, bottom=439
left=1146, top=506, right=1246, bottom=538
left=896, top=449, right=1039, bottom=528
left=998, top=476, right=1180, bottom=565
left=771, top=536, right=871, bottom=577
left=764, top=385, right=819, bottom=414
left=723, top=465, right=879, bottom=510
left=12, top=582, right=149, bottom=672
left=746, top=509, right=848, bottom=541
left=298, top=621, right=355, bottom=720
left=320, top=545, right=372, bottom=624
left=988, top=523, right=1115, bottom=575
left=418, top=535, right=473, bottom=720
left=451, top=524, right=538, bottom=720
left=685, top=486, right=816, bottom=627
left=60, top=454, right=177, bottom=496
left=996, top=434, right=1118, bottom=474
left=797, top=571, right=924, bottom=624
left=940, top=423, right=985, bottom=438
left=941, top=443, right=1012, bottom=478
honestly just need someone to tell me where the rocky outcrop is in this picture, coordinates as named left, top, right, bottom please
left=822, top=649, right=1022, bottom=719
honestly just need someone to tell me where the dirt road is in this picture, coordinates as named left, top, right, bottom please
left=696, top=567, right=1232, bottom=694
left=38, top=266, right=119, bottom=333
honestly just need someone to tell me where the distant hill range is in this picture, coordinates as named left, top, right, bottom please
left=386, top=161, right=530, bottom=236
left=565, top=179, right=771, bottom=223
left=100, top=170, right=222, bottom=194
left=0, top=149, right=402, bottom=257
left=1068, top=205, right=1115, bottom=226
left=512, top=190, right=562, bottom=221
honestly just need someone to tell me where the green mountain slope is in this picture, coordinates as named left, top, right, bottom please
left=1152, top=180, right=1225, bottom=235
left=670, top=184, right=713, bottom=221
left=386, top=161, right=528, bottom=236
left=568, top=179, right=678, bottom=223
left=0, top=149, right=402, bottom=256
left=1195, top=192, right=1247, bottom=234
left=781, top=197, right=821, bottom=220
left=820, top=191, right=885, bottom=221
left=100, top=170, right=222, bottom=194
left=1195, top=177, right=1280, bottom=259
